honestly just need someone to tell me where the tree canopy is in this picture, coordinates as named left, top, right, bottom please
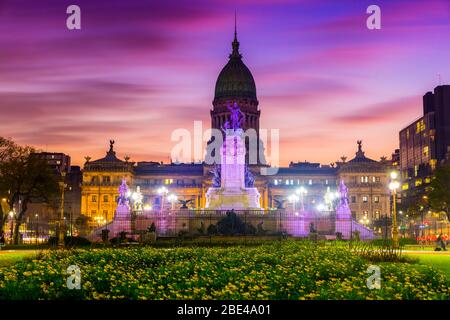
left=429, top=164, right=450, bottom=221
left=0, top=137, right=59, bottom=243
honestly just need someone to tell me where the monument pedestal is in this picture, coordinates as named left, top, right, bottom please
left=205, top=126, right=261, bottom=210
left=206, top=187, right=261, bottom=210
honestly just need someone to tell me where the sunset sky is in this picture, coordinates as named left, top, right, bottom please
left=1, top=0, right=450, bottom=167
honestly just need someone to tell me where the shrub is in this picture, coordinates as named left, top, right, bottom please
left=47, top=236, right=91, bottom=247
left=217, top=210, right=256, bottom=235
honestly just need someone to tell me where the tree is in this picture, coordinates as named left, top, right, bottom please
left=429, top=164, right=450, bottom=221
left=0, top=137, right=59, bottom=243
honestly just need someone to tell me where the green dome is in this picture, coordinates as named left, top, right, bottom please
left=214, top=32, right=257, bottom=101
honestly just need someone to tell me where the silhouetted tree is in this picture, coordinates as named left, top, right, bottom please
left=429, top=164, right=450, bottom=221
left=0, top=137, right=59, bottom=243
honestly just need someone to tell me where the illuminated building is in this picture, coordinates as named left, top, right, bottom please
left=337, top=141, right=391, bottom=224
left=399, top=85, right=450, bottom=211
left=79, top=31, right=392, bottom=225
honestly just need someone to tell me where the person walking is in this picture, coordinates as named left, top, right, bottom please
left=0, top=230, right=5, bottom=249
left=436, top=233, right=447, bottom=251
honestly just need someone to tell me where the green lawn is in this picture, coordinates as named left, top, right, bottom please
left=404, top=253, right=450, bottom=278
left=0, top=250, right=38, bottom=267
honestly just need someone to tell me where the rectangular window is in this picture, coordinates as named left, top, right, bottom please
left=308, top=179, right=312, bottom=185
left=374, top=196, right=380, bottom=203
left=91, top=195, right=97, bottom=202
left=102, top=176, right=110, bottom=183
left=274, top=179, right=278, bottom=186
left=351, top=196, right=356, bottom=203
left=103, top=195, right=108, bottom=203
left=362, top=196, right=368, bottom=203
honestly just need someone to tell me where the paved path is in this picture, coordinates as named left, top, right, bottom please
left=402, top=250, right=450, bottom=255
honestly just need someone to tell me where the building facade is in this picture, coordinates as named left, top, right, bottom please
left=80, top=31, right=392, bottom=231
left=337, top=141, right=391, bottom=225
left=399, top=85, right=450, bottom=212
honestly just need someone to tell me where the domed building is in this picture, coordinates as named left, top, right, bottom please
left=211, top=28, right=260, bottom=133
left=209, top=26, right=263, bottom=164
left=77, top=28, right=390, bottom=238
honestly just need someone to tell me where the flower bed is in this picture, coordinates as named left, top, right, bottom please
left=0, top=242, right=448, bottom=300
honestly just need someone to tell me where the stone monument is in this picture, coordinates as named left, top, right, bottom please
left=205, top=102, right=261, bottom=210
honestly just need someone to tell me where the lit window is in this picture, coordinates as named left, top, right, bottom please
left=308, top=179, right=312, bottom=185
left=274, top=179, right=278, bottom=186
left=362, top=196, right=368, bottom=203
left=374, top=196, right=380, bottom=203
left=430, top=159, right=437, bottom=171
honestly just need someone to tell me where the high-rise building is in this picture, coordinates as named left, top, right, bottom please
left=399, top=85, right=450, bottom=210
left=31, top=152, right=71, bottom=174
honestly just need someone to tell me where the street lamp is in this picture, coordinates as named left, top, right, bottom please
left=389, top=171, right=400, bottom=248
left=58, top=172, right=67, bottom=248
left=157, top=186, right=169, bottom=212
left=167, top=194, right=178, bottom=210
left=324, top=190, right=338, bottom=211
left=35, top=214, right=39, bottom=245
left=8, top=210, right=14, bottom=244
left=296, top=187, right=307, bottom=211
left=359, top=215, right=370, bottom=226
left=288, top=194, right=299, bottom=212
left=132, top=186, right=143, bottom=212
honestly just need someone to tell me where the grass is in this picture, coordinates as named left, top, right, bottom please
left=0, top=250, right=38, bottom=267
left=404, top=253, right=450, bottom=278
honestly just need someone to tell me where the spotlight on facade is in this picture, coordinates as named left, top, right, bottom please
left=144, top=204, right=152, bottom=211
